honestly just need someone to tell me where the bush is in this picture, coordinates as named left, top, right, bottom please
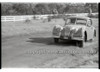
left=88, top=13, right=98, bottom=18
left=25, top=18, right=31, bottom=23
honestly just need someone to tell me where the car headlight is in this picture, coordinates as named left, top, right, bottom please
left=53, top=25, right=62, bottom=35
left=73, top=28, right=82, bottom=37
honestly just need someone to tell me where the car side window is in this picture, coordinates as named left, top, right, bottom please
left=87, top=20, right=92, bottom=27
left=65, top=18, right=76, bottom=25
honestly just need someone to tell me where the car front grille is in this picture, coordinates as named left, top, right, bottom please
left=61, top=28, right=82, bottom=38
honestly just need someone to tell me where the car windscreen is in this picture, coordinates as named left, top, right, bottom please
left=65, top=18, right=76, bottom=25
left=65, top=18, right=87, bottom=25
left=76, top=19, right=87, bottom=25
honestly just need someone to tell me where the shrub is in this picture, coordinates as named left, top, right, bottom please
left=88, top=13, right=98, bottom=18
left=25, top=18, right=31, bottom=23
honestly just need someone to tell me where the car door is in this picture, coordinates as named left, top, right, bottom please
left=86, top=19, right=94, bottom=40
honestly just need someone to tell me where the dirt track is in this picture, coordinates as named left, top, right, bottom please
left=2, top=19, right=98, bottom=68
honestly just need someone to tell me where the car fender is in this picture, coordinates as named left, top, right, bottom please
left=52, top=25, right=63, bottom=36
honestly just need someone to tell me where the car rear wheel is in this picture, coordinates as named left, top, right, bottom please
left=54, top=38, right=59, bottom=43
left=94, top=30, right=96, bottom=37
left=84, top=32, right=87, bottom=42
left=91, top=30, right=96, bottom=42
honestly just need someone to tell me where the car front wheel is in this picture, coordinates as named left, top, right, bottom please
left=54, top=38, right=59, bottom=43
left=78, top=33, right=86, bottom=47
left=78, top=40, right=84, bottom=48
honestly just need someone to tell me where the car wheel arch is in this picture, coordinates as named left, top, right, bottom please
left=94, top=29, right=96, bottom=37
left=84, top=31, right=87, bottom=42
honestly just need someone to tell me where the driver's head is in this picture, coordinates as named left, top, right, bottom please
left=71, top=18, right=76, bottom=23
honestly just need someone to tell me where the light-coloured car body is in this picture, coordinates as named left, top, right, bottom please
left=52, top=16, right=96, bottom=47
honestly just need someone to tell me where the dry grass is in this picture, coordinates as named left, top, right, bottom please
left=2, top=18, right=98, bottom=37
left=2, top=19, right=65, bottom=37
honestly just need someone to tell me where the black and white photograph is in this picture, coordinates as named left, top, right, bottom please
left=1, top=2, right=99, bottom=68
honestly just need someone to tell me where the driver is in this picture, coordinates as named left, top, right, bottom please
left=65, top=18, right=76, bottom=25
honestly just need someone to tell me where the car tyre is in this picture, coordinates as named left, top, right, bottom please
left=91, top=37, right=94, bottom=42
left=54, top=38, right=59, bottom=43
left=94, top=30, right=96, bottom=37
left=78, top=40, right=84, bottom=48
left=84, top=32, right=87, bottom=42
left=91, top=30, right=96, bottom=42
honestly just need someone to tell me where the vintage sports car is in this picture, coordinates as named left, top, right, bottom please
left=52, top=16, right=96, bottom=47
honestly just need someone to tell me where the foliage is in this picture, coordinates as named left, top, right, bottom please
left=1, top=3, right=98, bottom=15
left=88, top=13, right=98, bottom=18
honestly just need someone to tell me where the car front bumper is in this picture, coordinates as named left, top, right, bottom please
left=53, top=35, right=83, bottom=41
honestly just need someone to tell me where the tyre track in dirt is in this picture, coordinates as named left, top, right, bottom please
left=2, top=31, right=98, bottom=68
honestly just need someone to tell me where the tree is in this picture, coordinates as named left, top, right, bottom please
left=84, top=3, right=98, bottom=13
left=1, top=3, right=98, bottom=15
left=63, top=4, right=69, bottom=13
left=12, top=3, right=29, bottom=15
left=1, top=3, right=14, bottom=15
left=33, top=3, right=50, bottom=14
